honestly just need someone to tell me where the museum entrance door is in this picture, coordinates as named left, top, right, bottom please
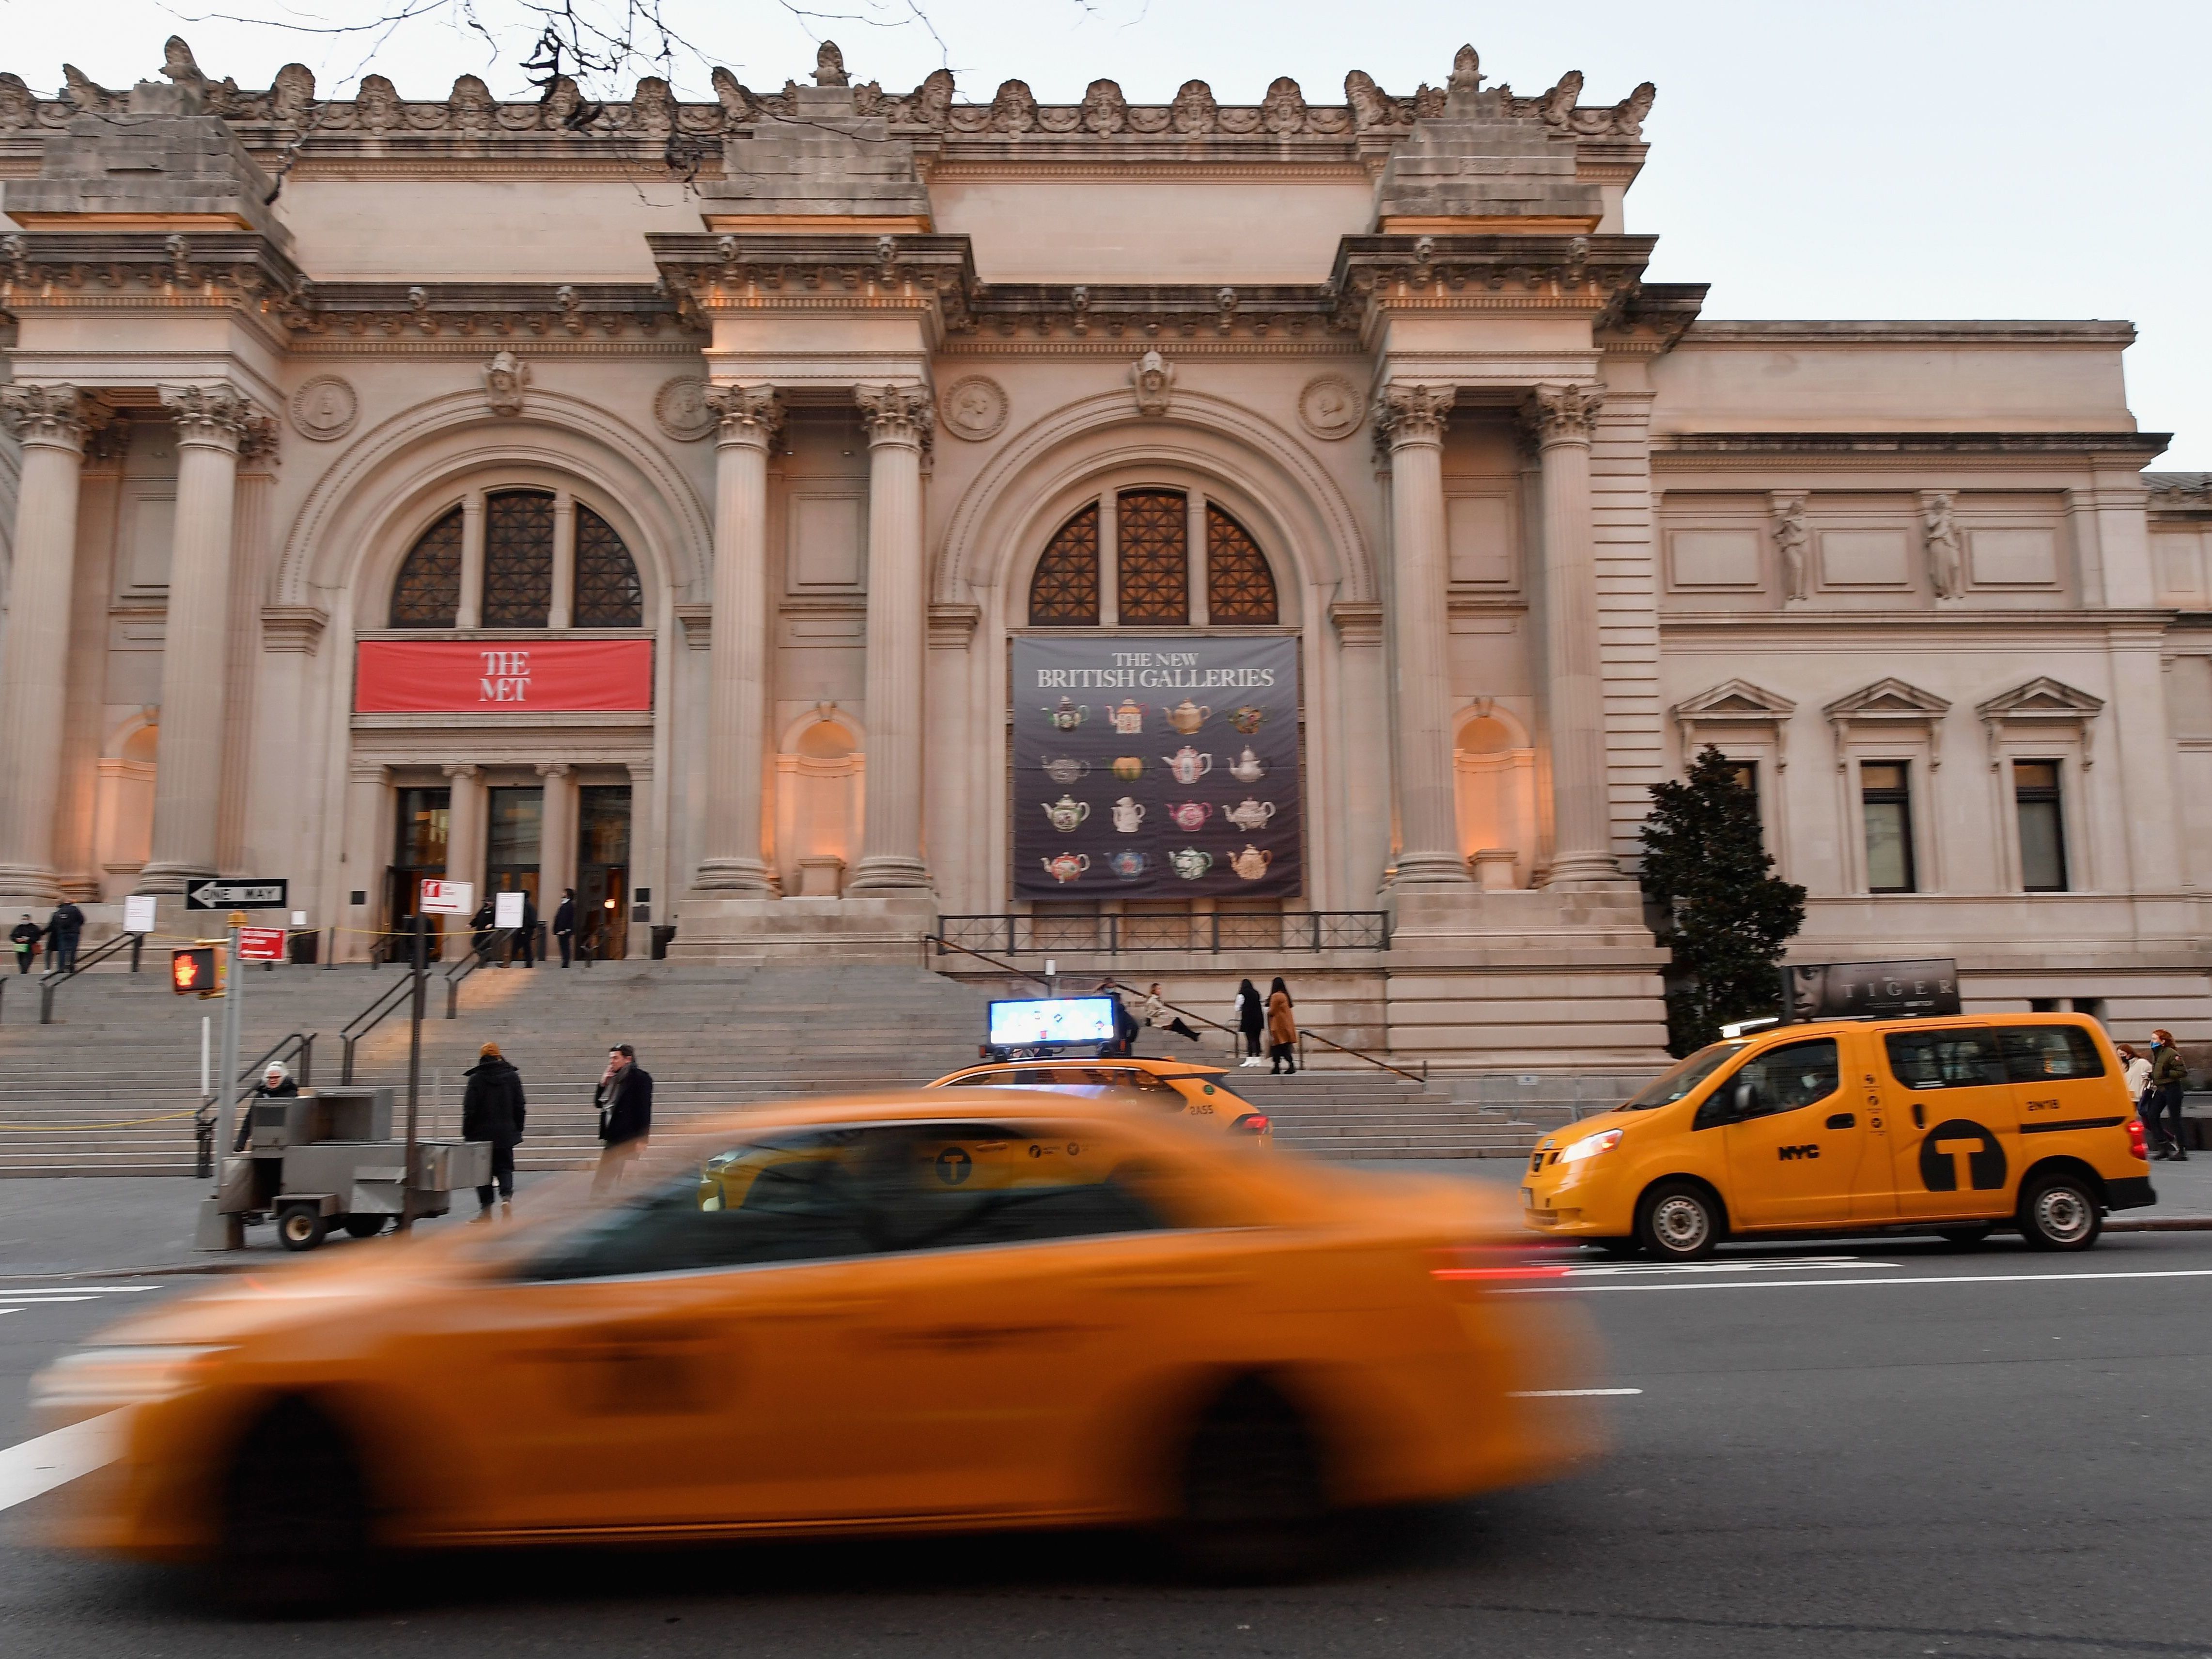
left=389, top=785, right=451, bottom=961
left=577, top=784, right=631, bottom=959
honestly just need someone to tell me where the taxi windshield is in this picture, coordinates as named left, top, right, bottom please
left=1620, top=1042, right=1745, bottom=1110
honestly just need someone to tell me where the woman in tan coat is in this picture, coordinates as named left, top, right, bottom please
left=1266, top=977, right=1298, bottom=1074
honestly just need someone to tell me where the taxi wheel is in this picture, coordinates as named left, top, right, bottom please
left=277, top=1204, right=328, bottom=1252
left=1636, top=1182, right=1720, bottom=1261
left=1172, top=1376, right=1330, bottom=1583
left=2019, top=1174, right=2102, bottom=1252
left=214, top=1398, right=368, bottom=1616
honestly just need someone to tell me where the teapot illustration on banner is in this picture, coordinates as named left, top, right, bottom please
left=1230, top=844, right=1273, bottom=881
left=1111, top=756, right=1145, bottom=781
left=1169, top=847, right=1213, bottom=882
left=1229, top=705, right=1266, bottom=735
left=1110, top=849, right=1149, bottom=880
left=1042, top=795, right=1090, bottom=834
left=1223, top=798, right=1276, bottom=831
left=1041, top=852, right=1090, bottom=884
left=1042, top=756, right=1089, bottom=786
left=1168, top=800, right=1213, bottom=833
left=1044, top=697, right=1088, bottom=731
left=1108, top=699, right=1146, bottom=734
left=1165, top=699, right=1211, bottom=735
left=1111, top=797, right=1146, bottom=835
left=1163, top=746, right=1213, bottom=785
left=1228, top=746, right=1267, bottom=784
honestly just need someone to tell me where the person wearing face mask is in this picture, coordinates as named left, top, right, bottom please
left=2145, top=1029, right=2191, bottom=1161
left=10, top=914, right=40, bottom=974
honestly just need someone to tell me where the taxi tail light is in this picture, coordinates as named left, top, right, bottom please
left=1426, top=1244, right=1571, bottom=1288
left=1232, top=1113, right=1271, bottom=1135
left=2127, top=1119, right=2148, bottom=1161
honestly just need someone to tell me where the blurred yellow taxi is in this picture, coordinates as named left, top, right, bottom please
left=926, top=1056, right=1274, bottom=1144
left=37, top=1091, right=1597, bottom=1609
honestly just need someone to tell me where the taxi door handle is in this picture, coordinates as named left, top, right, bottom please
left=1825, top=1113, right=1855, bottom=1130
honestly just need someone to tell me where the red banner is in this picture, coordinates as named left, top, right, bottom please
left=355, top=639, right=654, bottom=713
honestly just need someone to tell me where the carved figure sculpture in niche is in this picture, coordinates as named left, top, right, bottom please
left=813, top=42, right=848, bottom=88
left=1773, top=496, right=1810, bottom=603
left=1132, top=350, right=1174, bottom=418
left=1922, top=491, right=1962, bottom=599
left=483, top=351, right=529, bottom=416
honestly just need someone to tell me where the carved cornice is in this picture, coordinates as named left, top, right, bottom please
left=1328, top=233, right=1657, bottom=334
left=1522, top=382, right=1604, bottom=445
left=0, top=380, right=108, bottom=449
left=648, top=232, right=977, bottom=332
left=705, top=384, right=786, bottom=448
left=856, top=382, right=933, bottom=449
left=259, top=604, right=327, bottom=654
left=1654, top=431, right=2172, bottom=459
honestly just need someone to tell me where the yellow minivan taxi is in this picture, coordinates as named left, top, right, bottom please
left=1522, top=1013, right=2153, bottom=1259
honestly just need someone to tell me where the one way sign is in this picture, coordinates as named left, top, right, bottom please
left=185, top=879, right=289, bottom=911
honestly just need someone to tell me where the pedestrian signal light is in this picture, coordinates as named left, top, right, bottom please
left=171, top=947, right=216, bottom=996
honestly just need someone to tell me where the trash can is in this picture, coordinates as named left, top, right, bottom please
left=650, top=924, right=677, bottom=960
left=288, top=930, right=320, bottom=965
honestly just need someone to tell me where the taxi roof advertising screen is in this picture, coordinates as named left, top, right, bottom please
left=987, top=996, right=1118, bottom=1048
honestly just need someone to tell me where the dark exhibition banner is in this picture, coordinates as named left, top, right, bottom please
left=1012, top=634, right=1302, bottom=900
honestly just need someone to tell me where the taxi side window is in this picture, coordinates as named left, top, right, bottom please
left=1698, top=1039, right=1840, bottom=1126
left=1884, top=1029, right=2007, bottom=1090
left=868, top=1122, right=1168, bottom=1254
left=1995, top=1025, right=2106, bottom=1083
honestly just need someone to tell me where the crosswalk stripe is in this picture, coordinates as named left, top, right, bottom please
left=1507, top=1268, right=2212, bottom=1293
left=0, top=1411, right=125, bottom=1513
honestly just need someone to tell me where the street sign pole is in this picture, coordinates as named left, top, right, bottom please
left=216, top=915, right=245, bottom=1248
left=400, top=913, right=426, bottom=1235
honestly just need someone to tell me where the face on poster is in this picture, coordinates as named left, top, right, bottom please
left=1012, top=635, right=1301, bottom=900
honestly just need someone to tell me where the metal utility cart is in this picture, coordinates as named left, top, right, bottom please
left=203, top=1087, right=492, bottom=1251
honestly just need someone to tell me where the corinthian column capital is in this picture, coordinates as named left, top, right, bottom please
left=1522, top=381, right=1605, bottom=446
left=704, top=384, right=785, bottom=450
left=857, top=382, right=934, bottom=450
left=1371, top=383, right=1453, bottom=452
left=159, top=382, right=267, bottom=452
left=0, top=383, right=107, bottom=452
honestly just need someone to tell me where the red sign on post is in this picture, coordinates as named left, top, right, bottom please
left=236, top=927, right=288, bottom=962
left=355, top=638, right=653, bottom=713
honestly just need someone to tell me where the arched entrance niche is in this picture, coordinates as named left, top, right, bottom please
left=92, top=707, right=158, bottom=899
left=1454, top=702, right=1539, bottom=890
left=774, top=704, right=866, bottom=898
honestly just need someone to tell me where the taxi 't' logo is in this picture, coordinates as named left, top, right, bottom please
left=1919, top=1119, right=2007, bottom=1191
left=934, top=1147, right=973, bottom=1186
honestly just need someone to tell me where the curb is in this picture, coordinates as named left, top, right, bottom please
left=2108, top=1217, right=2212, bottom=1232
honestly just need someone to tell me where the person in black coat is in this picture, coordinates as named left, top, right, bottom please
left=514, top=891, right=539, bottom=968
left=1233, top=978, right=1266, bottom=1067
left=45, top=900, right=85, bottom=974
left=11, top=914, right=40, bottom=974
left=552, top=888, right=577, bottom=968
left=592, top=1043, right=652, bottom=1194
left=234, top=1060, right=300, bottom=1151
left=462, top=1041, right=528, bottom=1219
left=469, top=899, right=495, bottom=963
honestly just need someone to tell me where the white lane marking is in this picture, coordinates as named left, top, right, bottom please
left=1508, top=1268, right=2212, bottom=1294
left=1555, top=1259, right=1899, bottom=1277
left=0, top=1296, right=97, bottom=1306
left=0, top=1286, right=158, bottom=1296
left=0, top=1411, right=125, bottom=1513
left=1509, top=1388, right=1645, bottom=1397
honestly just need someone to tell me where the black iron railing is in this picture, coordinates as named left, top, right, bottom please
left=934, top=912, right=1387, bottom=957
left=37, top=929, right=143, bottom=1023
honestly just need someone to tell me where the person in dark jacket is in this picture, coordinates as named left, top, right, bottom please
left=1266, top=977, right=1299, bottom=1074
left=2147, top=1029, right=2191, bottom=1162
left=470, top=898, right=495, bottom=963
left=11, top=914, right=40, bottom=974
left=1095, top=979, right=1139, bottom=1056
left=1233, top=978, right=1266, bottom=1067
left=234, top=1060, right=300, bottom=1150
left=45, top=900, right=85, bottom=974
left=593, top=1043, right=653, bottom=1193
left=463, top=1041, right=528, bottom=1219
left=514, top=891, right=539, bottom=968
left=552, top=888, right=577, bottom=968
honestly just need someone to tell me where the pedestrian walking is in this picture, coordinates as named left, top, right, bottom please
left=552, top=888, right=577, bottom=968
left=45, top=899, right=84, bottom=974
left=462, top=1041, right=528, bottom=1222
left=1267, top=977, right=1299, bottom=1074
left=593, top=1042, right=653, bottom=1194
left=1233, top=978, right=1266, bottom=1067
left=2119, top=1044, right=2152, bottom=1109
left=10, top=913, right=40, bottom=974
left=469, top=898, right=495, bottom=963
left=514, top=890, right=539, bottom=969
left=1143, top=983, right=1201, bottom=1043
left=2146, top=1028, right=2191, bottom=1161
left=1094, top=978, right=1139, bottom=1056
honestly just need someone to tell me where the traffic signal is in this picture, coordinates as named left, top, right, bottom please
left=171, top=947, right=216, bottom=995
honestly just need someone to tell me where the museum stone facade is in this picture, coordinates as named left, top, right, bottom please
left=1, top=37, right=2205, bottom=1066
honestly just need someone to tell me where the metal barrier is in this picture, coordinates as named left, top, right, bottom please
left=934, top=912, right=1388, bottom=958
left=339, top=973, right=416, bottom=1085
left=919, top=934, right=1055, bottom=991
left=38, top=929, right=144, bottom=1023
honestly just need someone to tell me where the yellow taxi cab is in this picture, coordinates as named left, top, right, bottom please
left=1521, top=1012, right=2153, bottom=1259
left=926, top=1055, right=1274, bottom=1144
left=36, top=1091, right=1597, bottom=1611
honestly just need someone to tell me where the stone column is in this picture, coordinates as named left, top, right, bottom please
left=692, top=387, right=783, bottom=892
left=455, top=490, right=486, bottom=630
left=139, top=384, right=265, bottom=895
left=548, top=490, right=576, bottom=629
left=1374, top=384, right=1472, bottom=886
left=0, top=385, right=102, bottom=907
left=536, top=761, right=578, bottom=905
left=847, top=383, right=934, bottom=895
left=1525, top=383, right=1620, bottom=888
left=442, top=762, right=485, bottom=895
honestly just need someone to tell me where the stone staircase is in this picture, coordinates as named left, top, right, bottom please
left=0, top=962, right=1600, bottom=1174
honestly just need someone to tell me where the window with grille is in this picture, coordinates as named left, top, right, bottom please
left=1205, top=504, right=1278, bottom=623
left=1115, top=490, right=1189, bottom=623
left=1028, top=502, right=1101, bottom=625
left=390, top=507, right=463, bottom=627
left=483, top=490, right=555, bottom=628
left=574, top=505, right=643, bottom=627
left=1025, top=492, right=1277, bottom=628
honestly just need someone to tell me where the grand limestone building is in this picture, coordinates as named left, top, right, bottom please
left=1, top=37, right=2206, bottom=1068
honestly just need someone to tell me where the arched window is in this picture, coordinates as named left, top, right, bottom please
left=390, top=506, right=463, bottom=627
left=1025, top=489, right=1279, bottom=628
left=389, top=489, right=644, bottom=630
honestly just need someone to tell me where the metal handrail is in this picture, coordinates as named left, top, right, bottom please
left=443, top=927, right=516, bottom=1017
left=339, top=973, right=417, bottom=1085
left=38, top=929, right=143, bottom=1023
left=920, top=934, right=1054, bottom=991
left=1105, top=978, right=1427, bottom=1085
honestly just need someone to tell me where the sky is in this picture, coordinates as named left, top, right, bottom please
left=3, top=0, right=2207, bottom=465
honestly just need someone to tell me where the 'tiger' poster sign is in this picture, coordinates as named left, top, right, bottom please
left=355, top=639, right=653, bottom=713
left=1013, top=635, right=1301, bottom=899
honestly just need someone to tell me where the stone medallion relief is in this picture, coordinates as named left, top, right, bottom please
left=1297, top=374, right=1364, bottom=440
left=939, top=375, right=1008, bottom=441
left=654, top=376, right=716, bottom=441
left=288, top=375, right=359, bottom=442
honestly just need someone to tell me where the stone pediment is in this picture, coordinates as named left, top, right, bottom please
left=1824, top=679, right=1951, bottom=769
left=1977, top=677, right=2103, bottom=768
left=1674, top=679, right=1797, bottom=767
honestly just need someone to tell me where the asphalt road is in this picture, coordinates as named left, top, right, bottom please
left=3, top=1180, right=2210, bottom=1658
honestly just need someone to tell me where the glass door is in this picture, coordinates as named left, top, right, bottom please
left=389, top=786, right=452, bottom=961
left=577, top=785, right=632, bottom=960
